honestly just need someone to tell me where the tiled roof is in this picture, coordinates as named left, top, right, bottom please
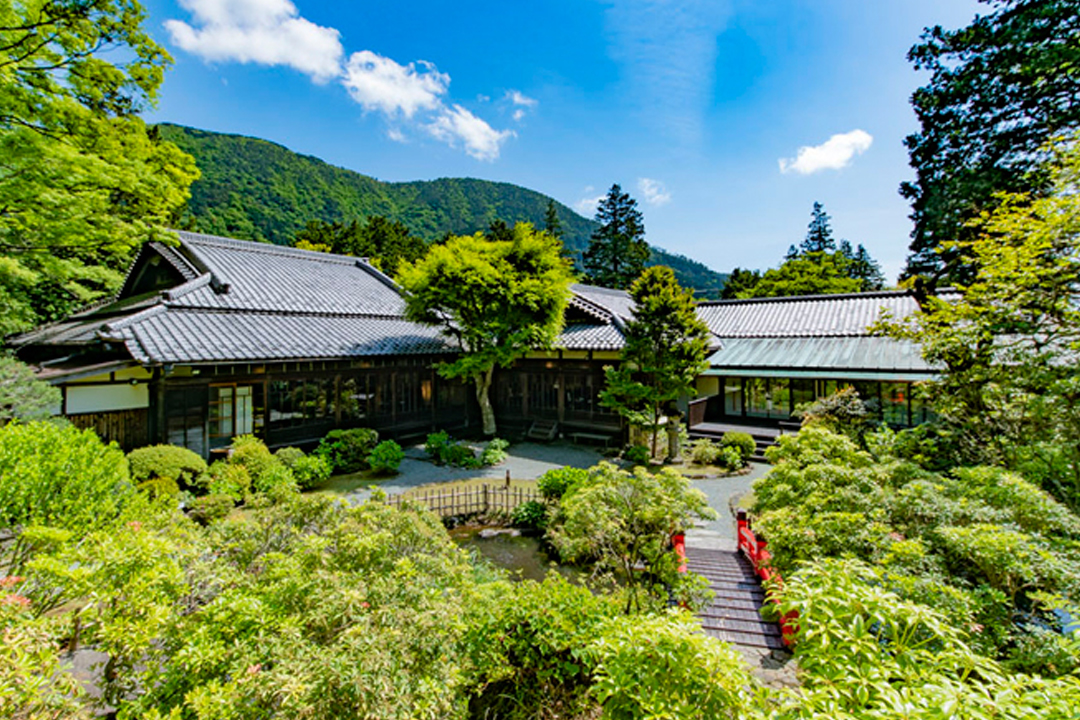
left=696, top=291, right=949, bottom=339
left=557, top=323, right=625, bottom=351
left=704, top=337, right=936, bottom=375
left=571, top=283, right=635, bottom=322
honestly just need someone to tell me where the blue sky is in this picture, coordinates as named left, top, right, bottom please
left=142, top=0, right=985, bottom=282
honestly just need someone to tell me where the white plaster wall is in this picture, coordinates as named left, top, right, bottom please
left=66, top=384, right=149, bottom=414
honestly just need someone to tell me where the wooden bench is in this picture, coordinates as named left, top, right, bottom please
left=569, top=431, right=616, bottom=448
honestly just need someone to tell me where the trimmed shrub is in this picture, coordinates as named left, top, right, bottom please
left=291, top=454, right=332, bottom=490
left=368, top=440, right=404, bottom=475
left=252, top=462, right=298, bottom=496
left=206, top=461, right=251, bottom=501
left=425, top=431, right=480, bottom=468
left=188, top=493, right=235, bottom=525
left=480, top=438, right=510, bottom=467
left=228, top=435, right=276, bottom=482
left=689, top=438, right=721, bottom=465
left=719, top=445, right=743, bottom=471
left=127, top=444, right=208, bottom=487
left=510, top=500, right=548, bottom=530
left=137, top=477, right=180, bottom=499
left=719, top=431, right=755, bottom=463
left=624, top=444, right=650, bottom=466
left=274, top=446, right=306, bottom=468
left=424, top=431, right=452, bottom=463
left=317, top=428, right=379, bottom=473
left=537, top=467, right=589, bottom=501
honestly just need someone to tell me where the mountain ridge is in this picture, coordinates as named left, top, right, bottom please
left=158, top=123, right=728, bottom=297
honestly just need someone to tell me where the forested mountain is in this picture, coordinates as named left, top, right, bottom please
left=158, top=124, right=728, bottom=297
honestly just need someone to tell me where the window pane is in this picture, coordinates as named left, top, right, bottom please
left=768, top=378, right=790, bottom=419
left=745, top=378, right=768, bottom=418
left=723, top=379, right=743, bottom=416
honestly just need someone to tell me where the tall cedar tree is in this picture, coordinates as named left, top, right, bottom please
left=901, top=0, right=1080, bottom=285
left=800, top=202, right=837, bottom=254
left=398, top=223, right=574, bottom=435
left=601, top=267, right=711, bottom=459
left=0, top=0, right=198, bottom=333
left=543, top=199, right=563, bottom=239
left=583, top=184, right=650, bottom=288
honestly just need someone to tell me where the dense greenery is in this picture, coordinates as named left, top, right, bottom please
left=600, top=267, right=711, bottom=458
left=292, top=216, right=427, bottom=276
left=400, top=225, right=575, bottom=435
left=902, top=0, right=1080, bottom=284
left=0, top=356, right=60, bottom=422
left=731, top=202, right=886, bottom=298
left=157, top=124, right=729, bottom=295
left=880, top=136, right=1080, bottom=510
left=0, top=1, right=198, bottom=334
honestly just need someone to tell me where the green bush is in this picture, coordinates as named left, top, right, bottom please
left=317, top=428, right=379, bottom=473
left=537, top=467, right=589, bottom=501
left=274, top=446, right=306, bottom=468
left=480, top=438, right=510, bottom=467
left=719, top=431, right=755, bottom=463
left=719, top=445, right=743, bottom=470
left=127, top=444, right=208, bottom=487
left=367, top=440, right=404, bottom=475
left=425, top=431, right=480, bottom=468
left=1005, top=626, right=1080, bottom=678
left=510, top=500, right=547, bottom=530
left=0, top=422, right=132, bottom=555
left=291, top=454, right=332, bottom=490
left=689, top=438, right=721, bottom=465
left=624, top=444, right=650, bottom=466
left=188, top=493, right=235, bottom=525
left=228, top=435, right=276, bottom=482
left=206, top=461, right=251, bottom=501
left=252, top=462, right=298, bottom=496
left=136, top=477, right=180, bottom=499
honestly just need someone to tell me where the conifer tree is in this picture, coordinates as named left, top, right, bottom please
left=601, top=267, right=711, bottom=459
left=583, top=184, right=649, bottom=288
left=543, top=200, right=563, bottom=239
left=800, top=202, right=836, bottom=254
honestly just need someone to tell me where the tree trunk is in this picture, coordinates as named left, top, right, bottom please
left=650, top=402, right=660, bottom=459
left=475, top=367, right=497, bottom=436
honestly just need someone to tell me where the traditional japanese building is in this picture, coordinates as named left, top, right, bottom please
left=11, top=232, right=627, bottom=456
left=11, top=231, right=945, bottom=458
left=691, top=291, right=943, bottom=431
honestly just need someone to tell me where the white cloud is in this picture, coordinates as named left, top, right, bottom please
left=341, top=51, right=449, bottom=118
left=574, top=189, right=606, bottom=216
left=166, top=0, right=515, bottom=160
left=512, top=108, right=526, bottom=122
left=506, top=90, right=537, bottom=108
left=164, top=0, right=343, bottom=81
left=637, top=177, right=671, bottom=206
left=779, top=129, right=874, bottom=175
left=425, top=105, right=514, bottom=162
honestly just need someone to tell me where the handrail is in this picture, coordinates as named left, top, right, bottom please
left=736, top=510, right=798, bottom=647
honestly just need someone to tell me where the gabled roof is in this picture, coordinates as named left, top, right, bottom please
left=11, top=231, right=454, bottom=364
left=698, top=290, right=951, bottom=376
left=12, top=232, right=635, bottom=366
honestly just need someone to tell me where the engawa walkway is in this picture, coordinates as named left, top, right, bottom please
left=684, top=546, right=785, bottom=651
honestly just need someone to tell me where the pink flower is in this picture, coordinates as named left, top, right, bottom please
left=247, top=663, right=262, bottom=675
left=0, top=576, right=24, bottom=588
left=129, top=521, right=143, bottom=532
left=1, top=594, right=31, bottom=609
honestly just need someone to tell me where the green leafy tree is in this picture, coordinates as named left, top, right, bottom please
left=601, top=267, right=711, bottom=459
left=720, top=267, right=761, bottom=299
left=549, top=462, right=716, bottom=614
left=583, top=184, right=649, bottom=289
left=399, top=223, right=574, bottom=435
left=881, top=135, right=1080, bottom=508
left=742, top=252, right=862, bottom=298
left=901, top=0, right=1080, bottom=285
left=0, top=0, right=199, bottom=332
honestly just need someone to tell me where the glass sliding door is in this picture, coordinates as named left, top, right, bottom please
left=209, top=383, right=261, bottom=450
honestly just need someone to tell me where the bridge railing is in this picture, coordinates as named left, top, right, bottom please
left=736, top=509, right=799, bottom=647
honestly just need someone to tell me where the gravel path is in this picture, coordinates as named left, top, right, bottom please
left=341, top=441, right=605, bottom=504
left=686, top=461, right=771, bottom=551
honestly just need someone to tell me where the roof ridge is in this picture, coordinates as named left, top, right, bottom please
left=175, top=230, right=360, bottom=266
left=163, top=273, right=213, bottom=301
left=155, top=305, right=410, bottom=321
left=697, top=288, right=960, bottom=307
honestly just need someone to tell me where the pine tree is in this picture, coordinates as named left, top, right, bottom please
left=850, top=244, right=886, bottom=291
left=721, top=267, right=762, bottom=299
left=583, top=184, right=649, bottom=288
left=800, top=202, right=836, bottom=254
left=543, top=200, right=563, bottom=239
